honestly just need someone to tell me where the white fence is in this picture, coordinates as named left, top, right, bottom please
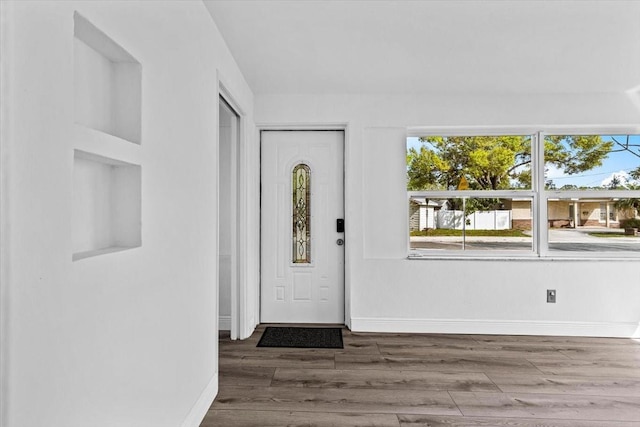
left=437, top=210, right=511, bottom=230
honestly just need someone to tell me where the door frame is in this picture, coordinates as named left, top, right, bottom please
left=217, top=76, right=252, bottom=340
left=257, top=124, right=351, bottom=327
left=217, top=93, right=240, bottom=339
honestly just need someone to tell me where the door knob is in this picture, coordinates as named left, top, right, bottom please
left=336, top=239, right=344, bottom=246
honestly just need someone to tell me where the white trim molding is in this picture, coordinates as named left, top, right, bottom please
left=257, top=122, right=348, bottom=131
left=350, top=317, right=640, bottom=338
left=179, top=373, right=218, bottom=427
left=408, top=125, right=640, bottom=137
left=219, top=315, right=231, bottom=331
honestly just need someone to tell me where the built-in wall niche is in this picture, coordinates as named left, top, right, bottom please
left=72, top=150, right=141, bottom=261
left=74, top=12, right=141, bottom=144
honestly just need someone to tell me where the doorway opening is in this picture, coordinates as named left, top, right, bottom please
left=218, top=96, right=240, bottom=338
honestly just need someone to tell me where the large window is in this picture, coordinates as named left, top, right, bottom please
left=408, top=132, right=640, bottom=258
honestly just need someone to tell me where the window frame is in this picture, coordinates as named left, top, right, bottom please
left=407, top=128, right=640, bottom=260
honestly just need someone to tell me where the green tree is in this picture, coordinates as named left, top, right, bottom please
left=407, top=135, right=612, bottom=191
left=615, top=183, right=640, bottom=218
left=544, top=135, right=613, bottom=176
left=406, top=145, right=448, bottom=190
left=607, top=175, right=622, bottom=189
left=408, top=136, right=530, bottom=190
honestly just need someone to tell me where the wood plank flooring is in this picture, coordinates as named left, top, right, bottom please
left=201, top=325, right=640, bottom=426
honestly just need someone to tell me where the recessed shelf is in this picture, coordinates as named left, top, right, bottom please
left=72, top=150, right=141, bottom=261
left=74, top=12, right=141, bottom=144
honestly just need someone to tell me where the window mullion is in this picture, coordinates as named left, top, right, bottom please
left=536, top=132, right=549, bottom=256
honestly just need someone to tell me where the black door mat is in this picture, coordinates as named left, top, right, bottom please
left=257, top=326, right=344, bottom=349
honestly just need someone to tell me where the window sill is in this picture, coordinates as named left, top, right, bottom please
left=407, top=252, right=640, bottom=261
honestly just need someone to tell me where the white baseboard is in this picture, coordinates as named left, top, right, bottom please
left=219, top=316, right=231, bottom=331
left=350, top=317, right=640, bottom=338
left=180, top=373, right=218, bottom=427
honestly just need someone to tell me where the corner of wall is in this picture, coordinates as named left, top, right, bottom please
left=179, top=373, right=218, bottom=427
left=0, top=1, right=15, bottom=425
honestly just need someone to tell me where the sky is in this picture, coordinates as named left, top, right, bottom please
left=407, top=135, right=640, bottom=189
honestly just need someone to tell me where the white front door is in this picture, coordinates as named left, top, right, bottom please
left=261, top=130, right=345, bottom=324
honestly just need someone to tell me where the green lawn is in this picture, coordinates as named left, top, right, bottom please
left=588, top=232, right=629, bottom=238
left=410, top=229, right=530, bottom=237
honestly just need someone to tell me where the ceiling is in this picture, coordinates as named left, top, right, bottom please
left=204, top=0, right=640, bottom=96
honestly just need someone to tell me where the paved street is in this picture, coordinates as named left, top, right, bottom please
left=410, top=228, right=640, bottom=252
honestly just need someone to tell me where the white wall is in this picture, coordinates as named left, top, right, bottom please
left=255, top=92, right=640, bottom=338
left=1, top=1, right=254, bottom=426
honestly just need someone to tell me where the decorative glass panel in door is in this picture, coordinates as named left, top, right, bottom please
left=292, top=164, right=311, bottom=263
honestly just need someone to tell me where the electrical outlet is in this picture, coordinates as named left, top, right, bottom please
left=547, top=289, right=556, bottom=303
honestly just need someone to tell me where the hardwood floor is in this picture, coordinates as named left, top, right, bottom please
left=201, top=325, right=640, bottom=426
